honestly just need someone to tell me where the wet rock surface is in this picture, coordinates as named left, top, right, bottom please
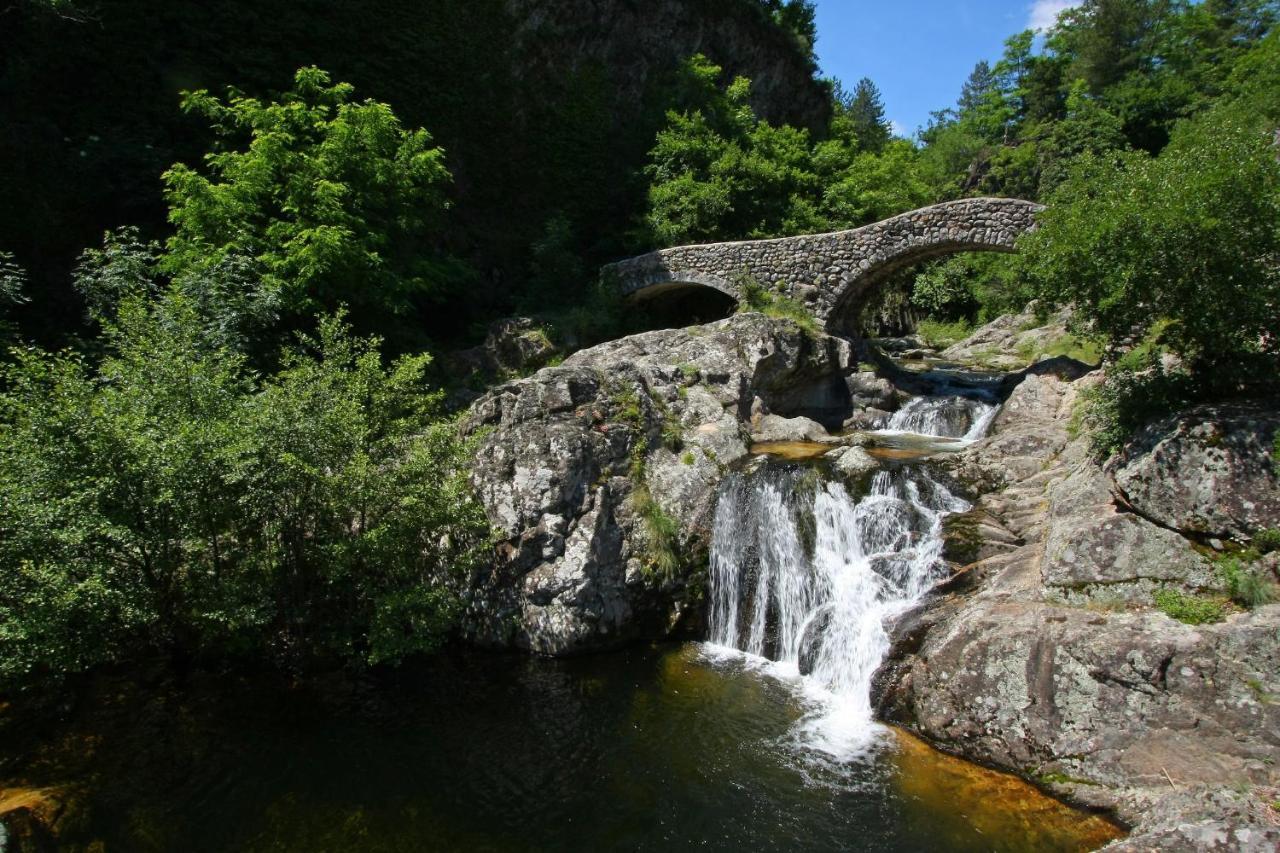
left=875, top=350, right=1280, bottom=849
left=462, top=313, right=859, bottom=654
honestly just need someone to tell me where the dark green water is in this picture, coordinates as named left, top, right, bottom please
left=2, top=644, right=1120, bottom=852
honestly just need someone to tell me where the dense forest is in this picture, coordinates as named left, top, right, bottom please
left=1, top=0, right=1278, bottom=691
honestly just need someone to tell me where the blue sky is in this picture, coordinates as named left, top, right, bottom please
left=813, top=1, right=1077, bottom=137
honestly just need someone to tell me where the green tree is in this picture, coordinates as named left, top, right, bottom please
left=1022, top=103, right=1280, bottom=364
left=161, top=67, right=461, bottom=344
left=959, top=61, right=998, bottom=114
left=819, top=140, right=931, bottom=227
left=843, top=77, right=892, bottom=153
left=0, top=252, right=29, bottom=346
left=0, top=276, right=489, bottom=688
left=643, top=55, right=820, bottom=244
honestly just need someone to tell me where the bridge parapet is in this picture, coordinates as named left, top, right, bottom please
left=603, top=197, right=1043, bottom=333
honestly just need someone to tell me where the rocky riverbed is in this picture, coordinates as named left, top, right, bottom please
left=460, top=309, right=1280, bottom=851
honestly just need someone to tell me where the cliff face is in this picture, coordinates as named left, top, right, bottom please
left=504, top=0, right=828, bottom=131
left=0, top=0, right=829, bottom=340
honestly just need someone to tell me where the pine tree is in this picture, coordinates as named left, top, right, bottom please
left=958, top=61, right=998, bottom=114
left=845, top=77, right=892, bottom=152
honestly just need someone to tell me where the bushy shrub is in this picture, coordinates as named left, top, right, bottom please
left=1153, top=589, right=1225, bottom=625
left=0, top=294, right=489, bottom=689
left=1253, top=528, right=1280, bottom=555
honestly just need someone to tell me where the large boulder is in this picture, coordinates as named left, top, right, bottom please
left=879, top=597, right=1280, bottom=840
left=462, top=314, right=858, bottom=654
left=1111, top=403, right=1280, bottom=540
left=1043, top=441, right=1217, bottom=599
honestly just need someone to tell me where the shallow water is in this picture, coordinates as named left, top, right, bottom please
left=1, top=645, right=1121, bottom=852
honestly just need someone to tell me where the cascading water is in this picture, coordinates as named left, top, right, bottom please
left=882, top=394, right=997, bottom=441
left=707, top=462, right=970, bottom=759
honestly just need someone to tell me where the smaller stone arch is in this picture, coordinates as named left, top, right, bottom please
left=624, top=269, right=739, bottom=304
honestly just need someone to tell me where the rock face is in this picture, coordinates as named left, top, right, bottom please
left=450, top=317, right=559, bottom=381
left=876, top=361, right=1280, bottom=848
left=462, top=314, right=858, bottom=654
left=1111, top=403, right=1280, bottom=539
left=940, top=304, right=1077, bottom=370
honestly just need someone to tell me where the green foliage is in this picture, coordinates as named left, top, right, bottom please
left=0, top=251, right=30, bottom=346
left=634, top=483, right=682, bottom=582
left=643, top=57, right=930, bottom=246
left=1253, top=528, right=1280, bottom=554
left=1073, top=346, right=1203, bottom=459
left=523, top=214, right=588, bottom=309
left=643, top=56, right=822, bottom=245
left=0, top=291, right=488, bottom=688
left=609, top=378, right=687, bottom=583
left=1216, top=554, right=1277, bottom=609
left=1017, top=331, right=1104, bottom=366
left=916, top=318, right=975, bottom=349
left=161, top=67, right=463, bottom=346
left=1022, top=104, right=1280, bottom=367
left=737, top=274, right=819, bottom=334
left=839, top=77, right=891, bottom=154
left=909, top=254, right=1030, bottom=321
left=817, top=140, right=932, bottom=227
left=1153, top=588, right=1226, bottom=624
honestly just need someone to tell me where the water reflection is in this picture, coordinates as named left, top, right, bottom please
left=2, top=645, right=1121, bottom=852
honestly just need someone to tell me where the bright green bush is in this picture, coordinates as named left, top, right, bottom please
left=0, top=292, right=489, bottom=689
left=916, top=318, right=975, bottom=349
left=1021, top=105, right=1280, bottom=367
left=162, top=67, right=465, bottom=346
left=1153, top=589, right=1225, bottom=625
left=1255, top=528, right=1280, bottom=554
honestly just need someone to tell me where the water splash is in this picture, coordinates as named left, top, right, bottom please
left=707, top=464, right=969, bottom=760
left=882, top=395, right=997, bottom=441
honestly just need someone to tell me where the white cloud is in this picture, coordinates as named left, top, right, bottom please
left=889, top=119, right=907, bottom=138
left=1028, top=0, right=1077, bottom=32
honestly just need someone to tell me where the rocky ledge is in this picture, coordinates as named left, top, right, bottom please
left=461, top=313, right=877, bottom=654
left=877, top=365, right=1280, bottom=850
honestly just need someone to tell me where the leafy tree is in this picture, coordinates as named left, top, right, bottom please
left=1022, top=103, right=1280, bottom=365
left=0, top=275, right=489, bottom=687
left=643, top=55, right=820, bottom=244
left=1037, top=80, right=1129, bottom=193
left=819, top=140, right=931, bottom=227
left=0, top=252, right=29, bottom=346
left=161, top=67, right=462, bottom=344
left=910, top=254, right=1028, bottom=321
left=232, top=314, right=489, bottom=665
left=755, top=0, right=818, bottom=59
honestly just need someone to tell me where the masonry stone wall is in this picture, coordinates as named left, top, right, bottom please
left=603, top=198, right=1043, bottom=332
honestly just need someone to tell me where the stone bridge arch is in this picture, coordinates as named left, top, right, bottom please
left=603, top=198, right=1043, bottom=334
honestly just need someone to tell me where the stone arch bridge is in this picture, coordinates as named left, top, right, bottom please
left=602, top=198, right=1043, bottom=334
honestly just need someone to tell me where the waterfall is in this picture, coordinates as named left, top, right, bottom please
left=883, top=394, right=997, bottom=441
left=707, top=463, right=970, bottom=759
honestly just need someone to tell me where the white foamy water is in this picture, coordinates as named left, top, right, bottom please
left=706, top=464, right=970, bottom=760
left=880, top=394, right=997, bottom=442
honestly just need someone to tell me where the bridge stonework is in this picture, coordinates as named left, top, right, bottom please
left=603, top=198, right=1043, bottom=333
